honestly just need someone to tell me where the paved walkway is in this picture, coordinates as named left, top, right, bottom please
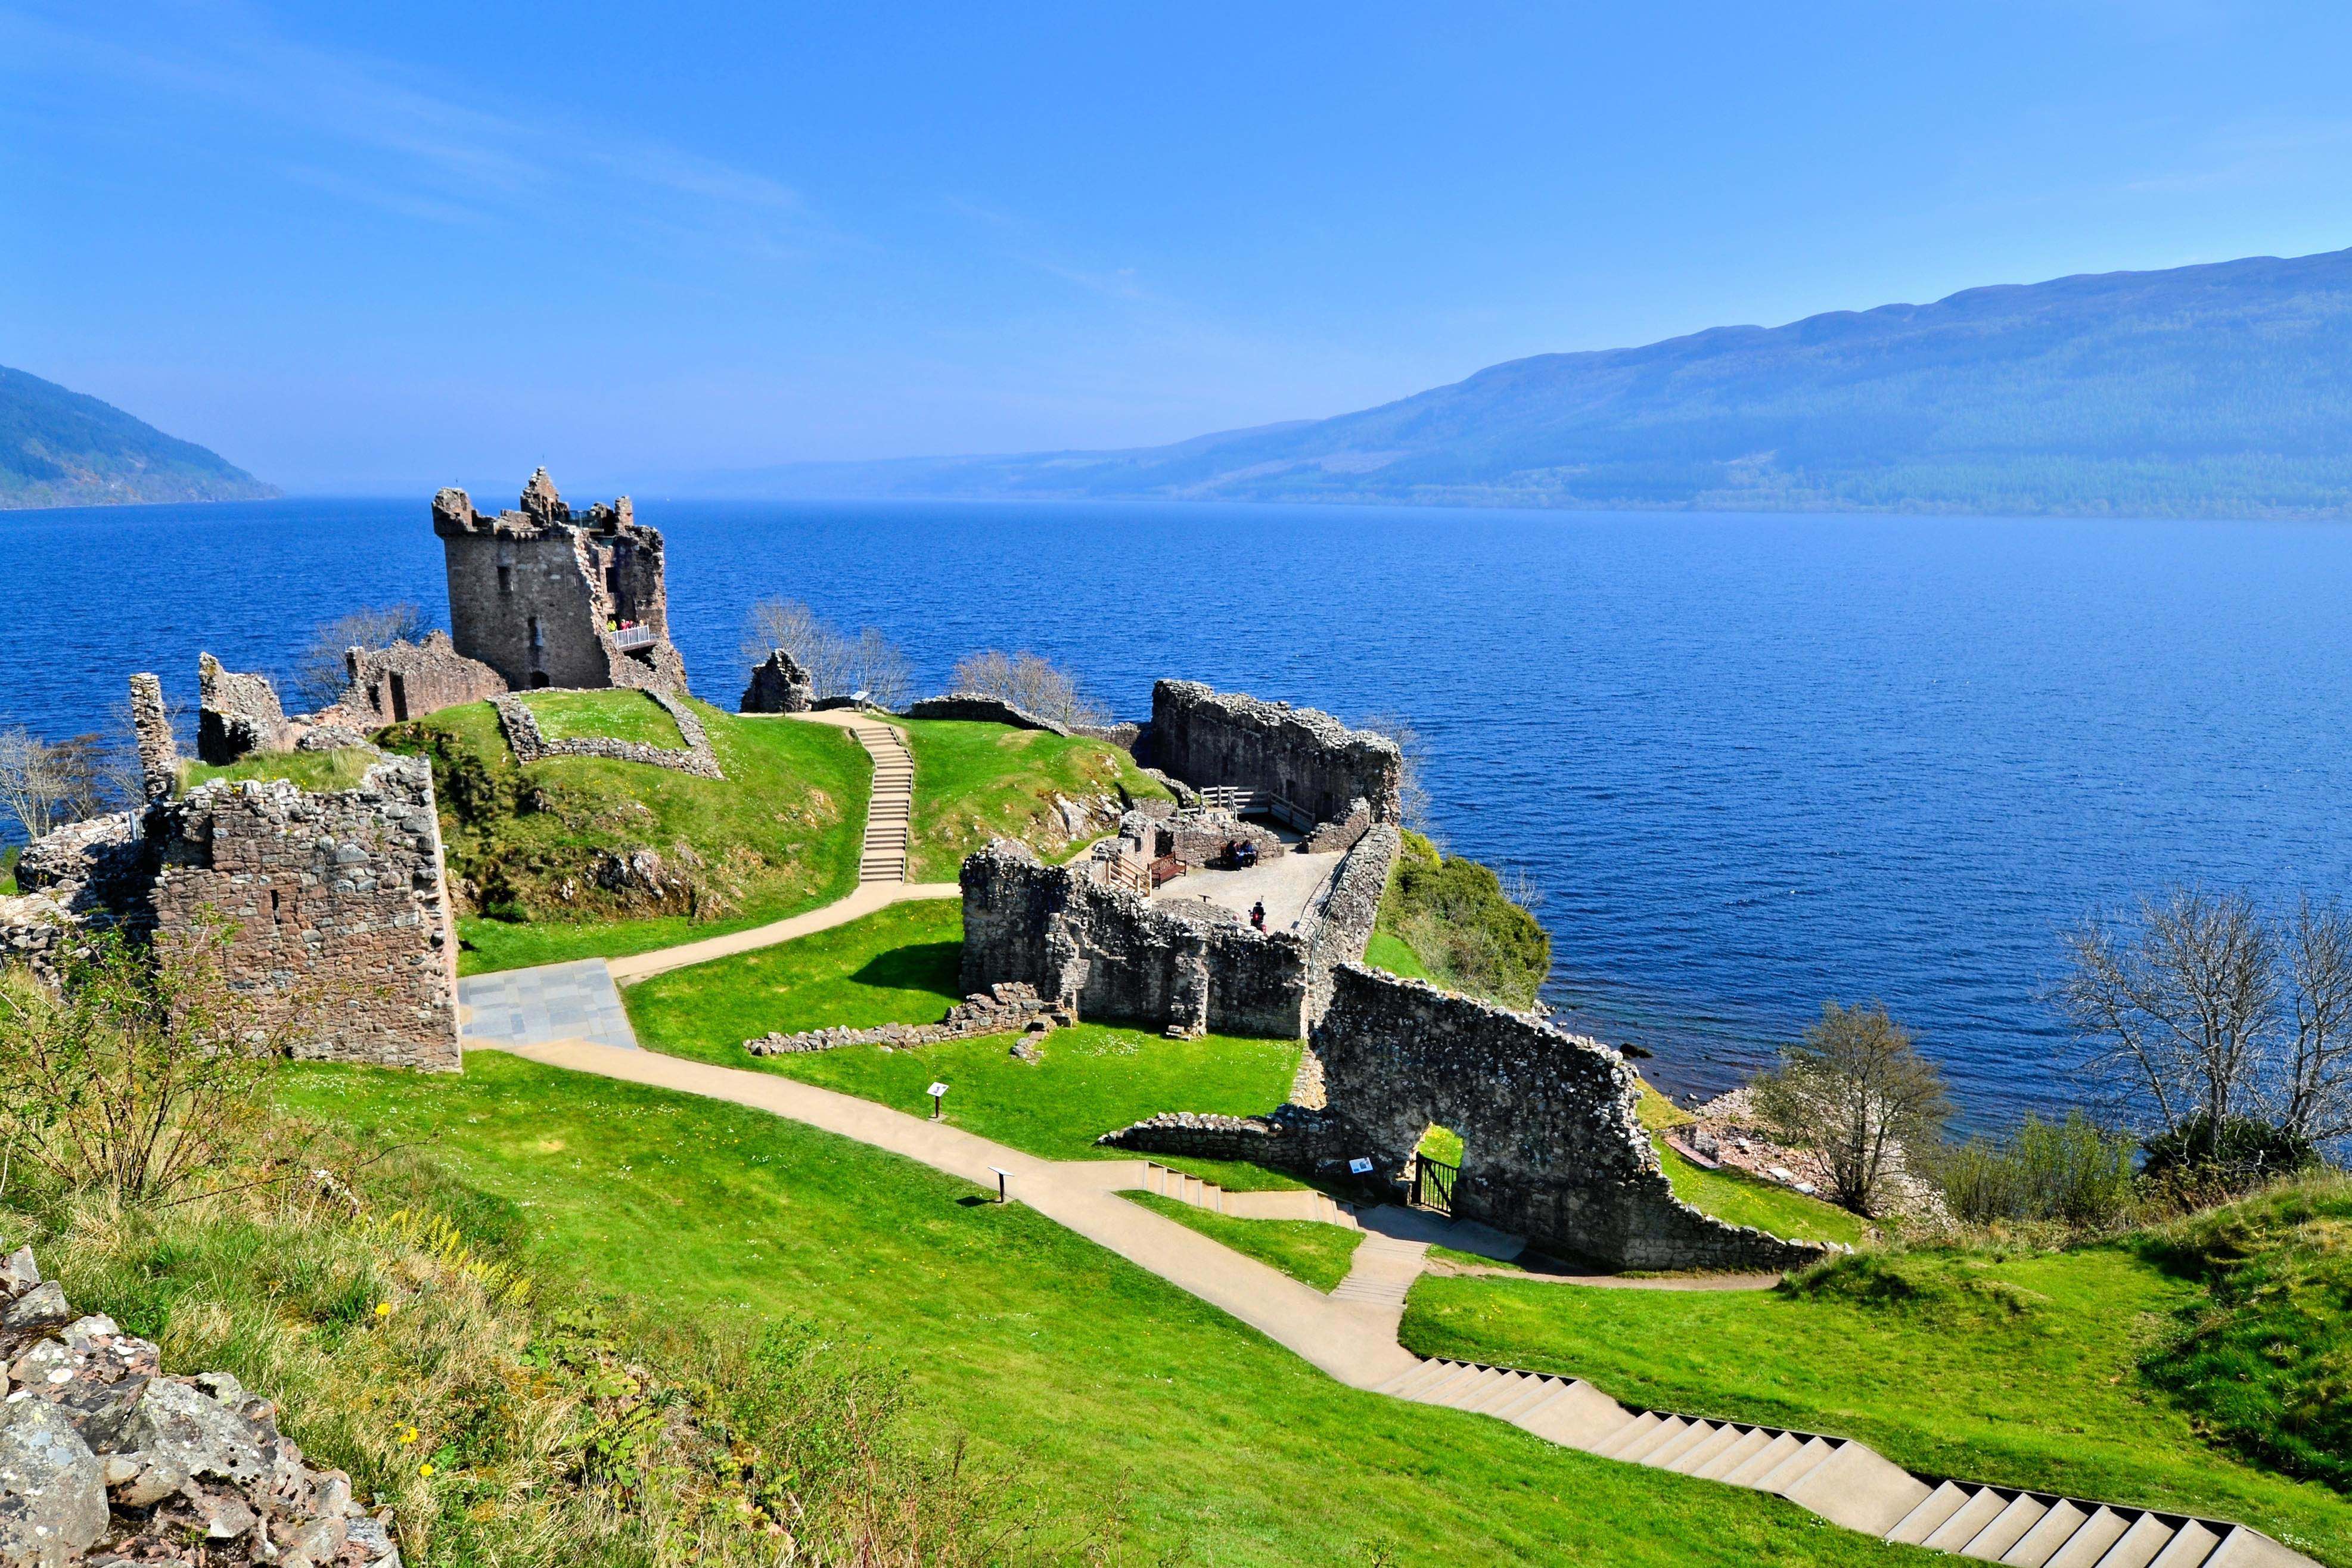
left=1153, top=847, right=1343, bottom=929
left=457, top=960, right=639, bottom=1051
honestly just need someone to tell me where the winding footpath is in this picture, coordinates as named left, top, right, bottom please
left=467, top=1037, right=2316, bottom=1568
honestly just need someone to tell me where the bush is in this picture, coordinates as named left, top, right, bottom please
left=1375, top=831, right=1552, bottom=1009
left=2140, top=1113, right=2319, bottom=1196
left=950, top=650, right=1106, bottom=728
left=294, top=604, right=428, bottom=711
left=1935, top=1112, right=2141, bottom=1233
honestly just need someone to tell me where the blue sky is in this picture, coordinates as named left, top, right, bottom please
left=7, top=1, right=2352, bottom=493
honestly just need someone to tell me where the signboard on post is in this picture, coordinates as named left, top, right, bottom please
left=1348, top=1158, right=1374, bottom=1175
left=927, top=1082, right=949, bottom=1120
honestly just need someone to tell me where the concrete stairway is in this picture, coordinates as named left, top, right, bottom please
left=852, top=721, right=914, bottom=883
left=1329, top=1233, right=1434, bottom=1311
left=1378, top=1359, right=2315, bottom=1567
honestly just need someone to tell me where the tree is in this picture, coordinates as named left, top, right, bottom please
left=0, top=925, right=287, bottom=1207
left=1359, top=711, right=1433, bottom=831
left=294, top=603, right=428, bottom=710
left=2061, top=887, right=2352, bottom=1155
left=950, top=649, right=1106, bottom=727
left=1752, top=1000, right=1951, bottom=1215
left=740, top=598, right=913, bottom=708
left=0, top=728, right=116, bottom=843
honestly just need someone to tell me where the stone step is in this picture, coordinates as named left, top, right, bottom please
left=1961, top=1492, right=2050, bottom=1560
left=2148, top=1522, right=2223, bottom=1568
left=1461, top=1371, right=1537, bottom=1415
left=2204, top=1527, right=2316, bottom=1568
left=2040, top=1508, right=2133, bottom=1568
left=2095, top=1513, right=2188, bottom=1568
left=1641, top=1418, right=1725, bottom=1472
left=1410, top=1362, right=1491, bottom=1407
left=1617, top=1415, right=1697, bottom=1466
left=1691, top=1426, right=1776, bottom=1481
left=1753, top=1434, right=1838, bottom=1495
left=1441, top=1370, right=1515, bottom=1410
left=1721, top=1429, right=1805, bottom=1486
left=1514, top=1380, right=1639, bottom=1450
left=1921, top=1488, right=2013, bottom=1553
left=1664, top=1421, right=1748, bottom=1476
left=1592, top=1410, right=1665, bottom=1460
left=1490, top=1376, right=1568, bottom=1424
left=1999, top=1499, right=2090, bottom=1568
left=1377, top=1360, right=1458, bottom=1399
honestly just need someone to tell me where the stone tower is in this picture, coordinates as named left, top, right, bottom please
left=431, top=469, right=687, bottom=693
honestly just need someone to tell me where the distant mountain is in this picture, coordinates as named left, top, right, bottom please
left=0, top=365, right=276, bottom=509
left=719, top=247, right=2352, bottom=518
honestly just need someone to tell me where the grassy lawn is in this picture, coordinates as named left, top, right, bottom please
left=1652, top=1134, right=1869, bottom=1247
left=891, top=717, right=1169, bottom=882
left=276, top=1054, right=1927, bottom=1566
left=1403, top=1249, right=2350, bottom=1566
left=380, top=698, right=868, bottom=974
left=179, top=747, right=382, bottom=794
left=1364, top=929, right=1433, bottom=981
left=1126, top=1192, right=1363, bottom=1290
left=624, top=898, right=964, bottom=1044
left=520, top=687, right=685, bottom=748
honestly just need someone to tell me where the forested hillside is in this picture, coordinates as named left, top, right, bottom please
left=1, top=363, right=276, bottom=508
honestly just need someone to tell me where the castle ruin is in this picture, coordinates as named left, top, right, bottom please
left=433, top=468, right=686, bottom=694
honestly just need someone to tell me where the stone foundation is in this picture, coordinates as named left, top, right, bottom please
left=490, top=690, right=722, bottom=779
left=745, top=981, right=1065, bottom=1055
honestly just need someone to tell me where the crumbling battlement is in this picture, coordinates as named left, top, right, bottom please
left=433, top=469, right=686, bottom=695
left=1309, top=966, right=1826, bottom=1272
left=740, top=648, right=814, bottom=714
left=343, top=630, right=507, bottom=725
left=197, top=653, right=293, bottom=765
left=1145, top=681, right=1402, bottom=825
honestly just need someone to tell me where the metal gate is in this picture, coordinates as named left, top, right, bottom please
left=1412, top=1154, right=1460, bottom=1215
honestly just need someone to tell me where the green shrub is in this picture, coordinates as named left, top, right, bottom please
left=2137, top=1174, right=2352, bottom=1492
left=1375, top=831, right=1552, bottom=1009
left=2141, top=1114, right=2319, bottom=1196
left=1935, top=1112, right=2141, bottom=1233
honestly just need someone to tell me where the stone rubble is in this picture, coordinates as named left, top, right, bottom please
left=0, top=1243, right=400, bottom=1568
left=745, top=982, right=1067, bottom=1056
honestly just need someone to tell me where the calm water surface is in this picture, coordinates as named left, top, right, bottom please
left=11, top=496, right=2352, bottom=1128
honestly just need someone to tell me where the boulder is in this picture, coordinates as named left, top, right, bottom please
left=0, top=1398, right=107, bottom=1568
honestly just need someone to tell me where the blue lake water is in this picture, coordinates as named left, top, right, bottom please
left=11, top=496, right=2352, bottom=1128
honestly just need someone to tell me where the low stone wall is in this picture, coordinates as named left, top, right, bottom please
left=1164, top=807, right=1285, bottom=868
left=1070, top=720, right=1144, bottom=752
left=0, top=1240, right=402, bottom=1568
left=492, top=689, right=722, bottom=779
left=1148, top=680, right=1402, bottom=825
left=746, top=981, right=1064, bottom=1054
left=902, top=693, right=1070, bottom=734
left=740, top=649, right=814, bottom=714
left=196, top=653, right=292, bottom=765
left=1310, top=966, right=1826, bottom=1272
left=151, top=757, right=461, bottom=1072
left=1300, top=797, right=1374, bottom=855
left=343, top=630, right=507, bottom=724
left=1093, top=1104, right=1353, bottom=1168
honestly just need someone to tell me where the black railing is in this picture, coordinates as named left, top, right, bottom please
left=1412, top=1154, right=1460, bottom=1215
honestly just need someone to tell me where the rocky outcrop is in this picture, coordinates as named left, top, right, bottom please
left=0, top=1242, right=402, bottom=1568
left=738, top=650, right=813, bottom=714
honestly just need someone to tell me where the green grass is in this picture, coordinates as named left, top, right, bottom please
left=1126, top=1191, right=1364, bottom=1290
left=1652, top=1134, right=1869, bottom=1247
left=179, top=748, right=382, bottom=794
left=1419, top=1123, right=1465, bottom=1165
left=624, top=898, right=964, bottom=1046
left=276, top=1054, right=1926, bottom=1566
left=380, top=698, right=868, bottom=974
left=1404, top=1244, right=2351, bottom=1566
left=1363, top=929, right=1433, bottom=981
left=520, top=687, right=685, bottom=748
left=1635, top=1078, right=1697, bottom=1130
left=891, top=717, right=1169, bottom=882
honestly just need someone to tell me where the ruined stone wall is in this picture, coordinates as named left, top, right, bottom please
left=434, top=471, right=687, bottom=695
left=148, top=756, right=460, bottom=1071
left=343, top=630, right=507, bottom=724
left=1309, top=967, right=1824, bottom=1271
left=1148, top=680, right=1402, bottom=824
left=490, top=690, right=722, bottom=779
left=1094, top=1104, right=1352, bottom=1168
left=128, top=673, right=177, bottom=801
left=959, top=841, right=1309, bottom=1037
left=1163, top=807, right=1285, bottom=868
left=740, top=648, right=814, bottom=713
left=195, top=654, right=291, bottom=765
left=1302, top=825, right=1399, bottom=1029
left=1300, top=797, right=1374, bottom=855
left=902, top=693, right=1070, bottom=734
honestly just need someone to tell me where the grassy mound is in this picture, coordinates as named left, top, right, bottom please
left=179, top=747, right=383, bottom=795
left=893, top=717, right=1169, bottom=881
left=1651, top=1135, right=1869, bottom=1247
left=1126, top=1193, right=1364, bottom=1290
left=1404, top=1228, right=2351, bottom=1564
left=278, top=1053, right=1927, bottom=1566
left=1375, top=830, right=1552, bottom=1009
left=2138, top=1174, right=2351, bottom=1492
left=378, top=697, right=867, bottom=973
left=520, top=687, right=685, bottom=748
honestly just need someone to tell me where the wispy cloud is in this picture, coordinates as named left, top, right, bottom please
left=0, top=1, right=831, bottom=257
